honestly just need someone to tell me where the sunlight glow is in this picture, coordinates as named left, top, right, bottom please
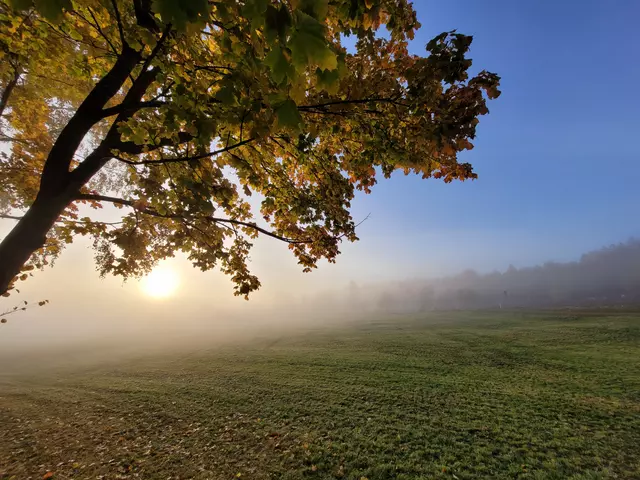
left=141, top=267, right=180, bottom=299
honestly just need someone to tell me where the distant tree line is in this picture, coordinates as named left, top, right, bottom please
left=339, top=239, right=640, bottom=313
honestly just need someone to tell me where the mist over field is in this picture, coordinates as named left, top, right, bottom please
left=335, top=239, right=640, bottom=313
left=3, top=238, right=640, bottom=376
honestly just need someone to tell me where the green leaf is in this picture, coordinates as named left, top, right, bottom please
left=130, top=125, right=148, bottom=145
left=289, top=12, right=337, bottom=71
left=264, top=47, right=294, bottom=84
left=266, top=92, right=287, bottom=105
left=152, top=0, right=209, bottom=30
left=276, top=99, right=303, bottom=131
left=66, top=26, right=83, bottom=41
left=243, top=0, right=268, bottom=15
left=316, top=68, right=340, bottom=94
left=265, top=5, right=292, bottom=43
left=313, top=46, right=338, bottom=71
left=215, top=85, right=238, bottom=106
left=241, top=0, right=268, bottom=30
left=9, top=0, right=32, bottom=11
left=34, top=0, right=71, bottom=21
left=301, top=0, right=328, bottom=19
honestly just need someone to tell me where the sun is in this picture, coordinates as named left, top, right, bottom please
left=141, top=267, right=180, bottom=299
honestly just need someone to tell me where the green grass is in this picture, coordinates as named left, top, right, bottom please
left=1, top=310, right=639, bottom=479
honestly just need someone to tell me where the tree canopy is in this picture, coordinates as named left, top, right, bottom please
left=0, top=0, right=500, bottom=298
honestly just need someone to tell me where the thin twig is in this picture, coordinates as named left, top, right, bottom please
left=298, top=97, right=409, bottom=110
left=85, top=8, right=119, bottom=54
left=110, top=0, right=126, bottom=48
left=141, top=24, right=172, bottom=73
left=0, top=213, right=123, bottom=226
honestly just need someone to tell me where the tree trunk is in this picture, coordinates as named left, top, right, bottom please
left=0, top=69, right=20, bottom=118
left=0, top=192, right=72, bottom=295
left=0, top=46, right=142, bottom=295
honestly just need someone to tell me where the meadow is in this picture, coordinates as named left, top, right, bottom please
left=1, top=310, right=639, bottom=479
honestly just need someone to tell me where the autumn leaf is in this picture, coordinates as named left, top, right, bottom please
left=0, top=0, right=500, bottom=300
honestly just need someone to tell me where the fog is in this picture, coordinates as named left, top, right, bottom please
left=2, top=237, right=640, bottom=374
left=324, top=239, right=640, bottom=314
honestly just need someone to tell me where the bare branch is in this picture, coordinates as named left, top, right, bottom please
left=0, top=214, right=22, bottom=221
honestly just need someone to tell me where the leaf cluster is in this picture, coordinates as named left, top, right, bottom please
left=0, top=0, right=500, bottom=297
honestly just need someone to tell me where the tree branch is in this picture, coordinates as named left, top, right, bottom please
left=0, top=213, right=123, bottom=227
left=32, top=73, right=78, bottom=88
left=114, top=137, right=255, bottom=165
left=0, top=67, right=20, bottom=118
left=74, top=193, right=311, bottom=244
left=193, top=65, right=233, bottom=73
left=0, top=214, right=22, bottom=221
left=133, top=0, right=159, bottom=32
left=141, top=24, right=172, bottom=73
left=100, top=99, right=166, bottom=118
left=110, top=0, right=126, bottom=47
left=0, top=134, right=31, bottom=145
left=38, top=44, right=141, bottom=195
left=84, top=8, right=118, bottom=55
left=149, top=80, right=174, bottom=102
left=40, top=19, right=112, bottom=53
left=298, top=97, right=408, bottom=110
left=69, top=66, right=160, bottom=187
left=112, top=131, right=193, bottom=155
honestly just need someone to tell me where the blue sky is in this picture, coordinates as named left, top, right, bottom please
left=333, top=0, right=640, bottom=280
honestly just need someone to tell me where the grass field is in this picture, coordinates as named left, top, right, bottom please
left=1, top=310, right=639, bottom=479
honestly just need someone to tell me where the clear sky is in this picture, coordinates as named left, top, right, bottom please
left=1, top=0, right=639, bottom=344
left=342, top=0, right=640, bottom=277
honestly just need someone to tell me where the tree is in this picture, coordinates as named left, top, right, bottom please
left=0, top=0, right=500, bottom=298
